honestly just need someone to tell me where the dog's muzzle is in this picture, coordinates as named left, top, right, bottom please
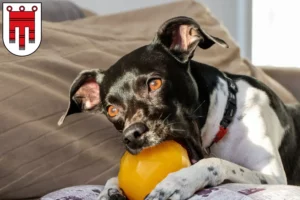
left=123, top=122, right=148, bottom=154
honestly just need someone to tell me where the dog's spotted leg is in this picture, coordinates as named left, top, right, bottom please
left=145, top=157, right=286, bottom=200
left=98, top=177, right=127, bottom=200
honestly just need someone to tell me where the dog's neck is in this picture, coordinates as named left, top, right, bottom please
left=190, top=61, right=234, bottom=149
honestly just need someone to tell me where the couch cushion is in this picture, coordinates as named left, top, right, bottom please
left=0, top=1, right=297, bottom=199
left=261, top=66, right=300, bottom=102
left=0, top=0, right=85, bottom=22
left=244, top=60, right=298, bottom=103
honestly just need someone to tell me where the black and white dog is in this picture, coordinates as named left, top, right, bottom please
left=58, top=17, right=300, bottom=200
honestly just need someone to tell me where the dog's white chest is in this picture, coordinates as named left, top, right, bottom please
left=202, top=79, right=286, bottom=174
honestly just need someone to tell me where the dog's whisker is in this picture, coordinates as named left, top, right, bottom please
left=165, top=122, right=183, bottom=126
left=158, top=112, right=163, bottom=121
left=190, top=115, right=204, bottom=119
left=162, top=113, right=171, bottom=124
left=171, top=129, right=186, bottom=132
left=191, top=100, right=205, bottom=114
left=147, top=111, right=151, bottom=118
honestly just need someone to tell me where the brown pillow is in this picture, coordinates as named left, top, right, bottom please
left=0, top=0, right=86, bottom=22
left=0, top=1, right=297, bottom=199
left=244, top=60, right=298, bottom=104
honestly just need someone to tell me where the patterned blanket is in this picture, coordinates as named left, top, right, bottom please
left=42, top=184, right=300, bottom=200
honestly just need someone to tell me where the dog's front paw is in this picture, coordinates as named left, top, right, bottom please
left=98, top=188, right=127, bottom=200
left=98, top=177, right=127, bottom=200
left=145, top=169, right=198, bottom=200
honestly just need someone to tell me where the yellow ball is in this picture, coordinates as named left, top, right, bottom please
left=118, top=140, right=191, bottom=200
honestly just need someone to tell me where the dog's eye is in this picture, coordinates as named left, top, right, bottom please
left=107, top=105, right=119, bottom=117
left=148, top=78, right=162, bottom=91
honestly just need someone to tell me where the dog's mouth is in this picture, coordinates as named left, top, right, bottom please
left=175, top=138, right=203, bottom=165
left=125, top=137, right=202, bottom=165
left=125, top=121, right=203, bottom=164
left=125, top=145, right=144, bottom=155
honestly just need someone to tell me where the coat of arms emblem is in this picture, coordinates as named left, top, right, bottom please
left=2, top=3, right=42, bottom=56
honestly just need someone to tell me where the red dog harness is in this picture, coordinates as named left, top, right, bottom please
left=210, top=77, right=238, bottom=146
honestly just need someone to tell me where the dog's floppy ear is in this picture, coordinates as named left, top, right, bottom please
left=154, top=16, right=229, bottom=62
left=58, top=69, right=104, bottom=126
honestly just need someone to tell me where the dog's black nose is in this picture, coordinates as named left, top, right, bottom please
left=123, top=123, right=148, bottom=145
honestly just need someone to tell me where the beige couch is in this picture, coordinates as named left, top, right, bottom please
left=262, top=66, right=300, bottom=101
left=0, top=1, right=299, bottom=199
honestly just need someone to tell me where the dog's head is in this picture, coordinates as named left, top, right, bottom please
left=58, top=17, right=228, bottom=158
